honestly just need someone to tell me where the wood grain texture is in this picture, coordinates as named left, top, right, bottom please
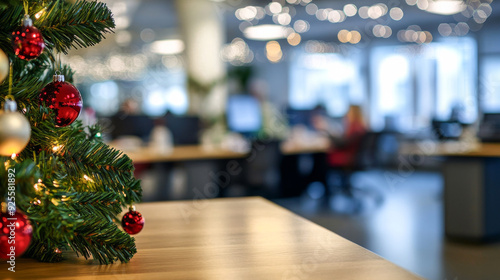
left=4, top=197, right=424, bottom=280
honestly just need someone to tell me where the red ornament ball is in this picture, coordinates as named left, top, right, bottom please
left=0, top=211, right=33, bottom=260
left=122, top=208, right=145, bottom=235
left=39, top=75, right=83, bottom=127
left=11, top=17, right=45, bottom=60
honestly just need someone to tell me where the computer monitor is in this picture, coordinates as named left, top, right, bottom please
left=110, top=115, right=155, bottom=141
left=482, top=113, right=500, bottom=124
left=165, top=114, right=201, bottom=145
left=431, top=120, right=463, bottom=140
left=478, top=113, right=500, bottom=142
left=226, top=95, right=262, bottom=134
left=286, top=108, right=315, bottom=129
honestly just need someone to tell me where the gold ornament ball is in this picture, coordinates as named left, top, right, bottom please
left=0, top=101, right=31, bottom=156
left=0, top=48, right=8, bottom=83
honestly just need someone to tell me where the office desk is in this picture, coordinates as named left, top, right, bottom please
left=10, top=197, right=422, bottom=279
left=401, top=141, right=500, bottom=241
left=113, top=145, right=248, bottom=164
left=113, top=142, right=331, bottom=164
left=280, top=139, right=330, bottom=155
left=400, top=141, right=497, bottom=157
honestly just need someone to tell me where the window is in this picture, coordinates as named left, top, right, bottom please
left=90, top=81, right=120, bottom=116
left=370, top=37, right=477, bottom=132
left=371, top=49, right=412, bottom=131
left=289, top=51, right=364, bottom=117
left=141, top=71, right=189, bottom=117
left=480, top=55, right=500, bottom=113
left=434, top=38, right=477, bottom=123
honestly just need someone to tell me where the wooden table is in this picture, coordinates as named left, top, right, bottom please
left=9, top=197, right=422, bottom=279
left=111, top=142, right=331, bottom=164
left=280, top=140, right=330, bottom=155
left=401, top=141, right=500, bottom=241
left=112, top=145, right=248, bottom=164
left=399, top=141, right=500, bottom=157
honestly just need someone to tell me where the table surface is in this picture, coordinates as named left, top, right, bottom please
left=113, top=142, right=331, bottom=164
left=113, top=145, right=248, bottom=164
left=9, top=197, right=422, bottom=280
left=280, top=139, right=330, bottom=155
left=400, top=141, right=500, bottom=157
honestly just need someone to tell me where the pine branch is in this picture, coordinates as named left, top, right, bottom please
left=59, top=123, right=142, bottom=206
left=37, top=0, right=115, bottom=54
left=0, top=0, right=114, bottom=55
left=0, top=0, right=142, bottom=265
left=0, top=158, right=40, bottom=210
left=73, top=192, right=122, bottom=223
left=71, top=220, right=137, bottom=264
left=25, top=239, right=66, bottom=263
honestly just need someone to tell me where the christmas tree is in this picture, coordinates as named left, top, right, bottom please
left=0, top=0, right=142, bottom=264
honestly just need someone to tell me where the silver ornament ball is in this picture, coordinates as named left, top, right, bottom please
left=0, top=100, right=31, bottom=156
left=0, top=48, right=8, bottom=83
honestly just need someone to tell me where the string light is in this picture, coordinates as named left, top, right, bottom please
left=53, top=144, right=63, bottom=152
left=35, top=8, right=46, bottom=19
left=11, top=153, right=16, bottom=160
left=83, top=175, right=93, bottom=182
left=34, top=179, right=44, bottom=191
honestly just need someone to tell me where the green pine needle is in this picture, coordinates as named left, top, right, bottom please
left=0, top=0, right=142, bottom=265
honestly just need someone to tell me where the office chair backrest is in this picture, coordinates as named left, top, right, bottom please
left=376, top=132, right=400, bottom=168
left=355, top=131, right=401, bottom=170
left=354, top=132, right=379, bottom=169
left=244, top=140, right=282, bottom=189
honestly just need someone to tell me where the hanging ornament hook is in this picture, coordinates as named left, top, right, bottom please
left=22, top=14, right=32, bottom=27
left=3, top=95, right=17, bottom=112
left=53, top=73, right=65, bottom=82
left=8, top=63, right=13, bottom=96
left=23, top=0, right=29, bottom=16
left=54, top=53, right=63, bottom=82
left=54, top=52, right=61, bottom=73
left=58, top=52, right=62, bottom=72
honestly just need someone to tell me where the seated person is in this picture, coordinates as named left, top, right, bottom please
left=313, top=105, right=367, bottom=168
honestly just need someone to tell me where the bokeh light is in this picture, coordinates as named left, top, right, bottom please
left=390, top=7, right=404, bottom=21
left=343, top=4, right=357, bottom=17
left=287, top=32, right=302, bottom=46
left=266, top=41, right=283, bottom=63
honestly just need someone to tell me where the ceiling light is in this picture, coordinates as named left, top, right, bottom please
left=425, top=0, right=466, bottom=15
left=149, top=40, right=185, bottom=55
left=243, top=24, right=288, bottom=41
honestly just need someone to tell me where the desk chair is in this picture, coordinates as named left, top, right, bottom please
left=327, top=132, right=398, bottom=213
left=223, top=140, right=282, bottom=198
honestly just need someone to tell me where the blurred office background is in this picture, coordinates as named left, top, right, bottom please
left=67, top=0, right=500, bottom=279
